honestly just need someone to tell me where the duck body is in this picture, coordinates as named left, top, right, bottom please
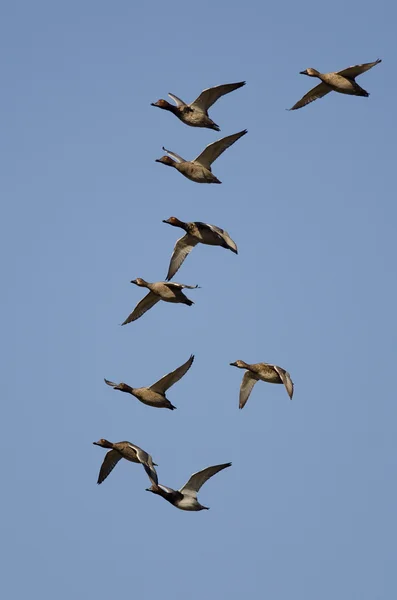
left=174, top=161, right=221, bottom=184
left=230, top=360, right=294, bottom=409
left=104, top=383, right=177, bottom=410
left=309, top=70, right=369, bottom=96
left=151, top=101, right=220, bottom=130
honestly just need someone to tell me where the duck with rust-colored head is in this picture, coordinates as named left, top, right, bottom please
left=151, top=81, right=245, bottom=131
left=146, top=462, right=231, bottom=511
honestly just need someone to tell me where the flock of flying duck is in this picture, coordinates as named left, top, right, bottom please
left=94, top=59, right=381, bottom=510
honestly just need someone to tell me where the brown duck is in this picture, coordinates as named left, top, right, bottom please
left=290, top=59, right=381, bottom=110
left=230, top=360, right=294, bottom=409
left=122, top=278, right=199, bottom=325
left=155, top=130, right=247, bottom=184
left=93, top=439, right=158, bottom=485
left=163, top=216, right=238, bottom=280
left=104, top=354, right=194, bottom=410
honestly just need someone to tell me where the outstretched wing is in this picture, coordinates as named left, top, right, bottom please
left=165, top=282, right=199, bottom=290
left=190, top=81, right=246, bottom=112
left=193, top=130, right=247, bottom=169
left=205, top=223, right=238, bottom=253
left=162, top=146, right=186, bottom=163
left=150, top=355, right=194, bottom=394
left=121, top=292, right=160, bottom=325
left=289, top=82, right=331, bottom=110
left=97, top=450, right=122, bottom=484
left=239, top=371, right=259, bottom=409
left=338, top=59, right=381, bottom=80
left=168, top=93, right=186, bottom=107
left=166, top=234, right=198, bottom=281
left=180, top=463, right=232, bottom=497
left=128, top=443, right=159, bottom=486
left=273, top=366, right=294, bottom=399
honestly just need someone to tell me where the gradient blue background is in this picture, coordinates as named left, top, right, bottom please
left=2, top=1, right=396, bottom=598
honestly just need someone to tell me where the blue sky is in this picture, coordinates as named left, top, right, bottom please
left=1, top=1, right=396, bottom=598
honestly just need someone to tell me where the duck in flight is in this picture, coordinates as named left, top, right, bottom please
left=155, top=129, right=247, bottom=184
left=146, top=462, right=232, bottom=511
left=93, top=439, right=158, bottom=485
left=163, top=217, right=238, bottom=280
left=151, top=81, right=245, bottom=131
left=104, top=354, right=194, bottom=410
left=121, top=278, right=199, bottom=325
left=289, top=59, right=381, bottom=110
left=230, top=360, right=294, bottom=409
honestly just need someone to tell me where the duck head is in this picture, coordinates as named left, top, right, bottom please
left=162, top=216, right=186, bottom=229
left=93, top=439, right=113, bottom=449
left=230, top=360, right=249, bottom=369
left=300, top=68, right=321, bottom=77
left=151, top=99, right=176, bottom=112
left=155, top=156, right=177, bottom=168
left=130, top=278, right=148, bottom=287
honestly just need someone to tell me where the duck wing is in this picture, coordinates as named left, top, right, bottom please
left=162, top=146, right=186, bottom=163
left=338, top=59, right=381, bottom=80
left=121, top=292, right=160, bottom=325
left=202, top=223, right=238, bottom=253
left=165, top=234, right=198, bottom=281
left=96, top=450, right=122, bottom=484
left=193, top=130, right=247, bottom=169
left=190, top=81, right=246, bottom=112
left=273, top=366, right=294, bottom=399
left=179, top=463, right=232, bottom=497
left=165, top=282, right=199, bottom=290
left=239, top=371, right=260, bottom=409
left=289, top=82, right=331, bottom=110
left=150, top=354, right=194, bottom=394
left=104, top=378, right=118, bottom=388
left=168, top=93, right=186, bottom=107
left=128, top=443, right=159, bottom=486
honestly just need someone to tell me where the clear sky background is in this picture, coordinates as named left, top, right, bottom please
left=1, top=1, right=396, bottom=598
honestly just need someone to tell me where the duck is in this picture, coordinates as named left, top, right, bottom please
left=289, top=59, right=381, bottom=110
left=155, top=129, right=247, bottom=184
left=151, top=81, right=245, bottom=131
left=163, top=216, right=238, bottom=280
left=230, top=360, right=294, bottom=409
left=146, top=462, right=232, bottom=511
left=104, top=354, right=194, bottom=410
left=93, top=439, right=158, bottom=485
left=121, top=278, right=199, bottom=324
